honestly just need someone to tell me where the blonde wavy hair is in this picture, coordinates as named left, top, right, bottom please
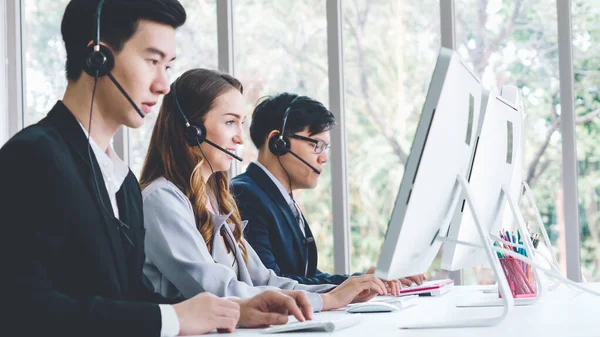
left=140, top=68, right=248, bottom=263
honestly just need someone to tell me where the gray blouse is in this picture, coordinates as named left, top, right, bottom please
left=142, top=177, right=335, bottom=311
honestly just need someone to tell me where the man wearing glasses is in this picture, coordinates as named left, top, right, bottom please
left=232, top=93, right=424, bottom=288
left=231, top=93, right=347, bottom=286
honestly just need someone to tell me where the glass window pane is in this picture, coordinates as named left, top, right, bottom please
left=23, top=0, right=69, bottom=127
left=234, top=0, right=333, bottom=273
left=0, top=3, right=6, bottom=144
left=456, top=0, right=561, bottom=284
left=343, top=0, right=442, bottom=278
left=130, top=0, right=218, bottom=176
left=573, top=1, right=600, bottom=282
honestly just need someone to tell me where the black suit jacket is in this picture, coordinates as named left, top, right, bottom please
left=231, top=163, right=356, bottom=285
left=0, top=101, right=180, bottom=337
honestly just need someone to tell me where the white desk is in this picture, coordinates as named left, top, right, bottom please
left=221, top=284, right=600, bottom=337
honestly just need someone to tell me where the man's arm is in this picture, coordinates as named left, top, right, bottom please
left=0, top=138, right=162, bottom=337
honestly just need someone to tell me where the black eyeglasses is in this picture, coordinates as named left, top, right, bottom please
left=288, top=134, right=330, bottom=154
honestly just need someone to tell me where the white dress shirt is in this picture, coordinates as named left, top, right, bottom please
left=79, top=124, right=180, bottom=337
left=253, top=161, right=306, bottom=237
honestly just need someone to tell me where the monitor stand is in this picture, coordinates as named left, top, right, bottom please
left=454, top=184, right=545, bottom=307
left=398, top=174, right=515, bottom=329
left=480, top=180, right=561, bottom=295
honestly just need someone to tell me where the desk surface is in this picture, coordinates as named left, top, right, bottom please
left=217, top=284, right=600, bottom=337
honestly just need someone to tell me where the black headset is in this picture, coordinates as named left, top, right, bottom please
left=267, top=96, right=317, bottom=276
left=83, top=0, right=113, bottom=78
left=268, top=96, right=321, bottom=174
left=268, top=97, right=299, bottom=157
left=170, top=76, right=243, bottom=161
left=85, top=0, right=134, bottom=248
left=171, top=77, right=243, bottom=274
left=83, top=0, right=145, bottom=119
left=170, top=78, right=208, bottom=146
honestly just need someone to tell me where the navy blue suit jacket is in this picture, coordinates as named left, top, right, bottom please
left=231, top=162, right=354, bottom=285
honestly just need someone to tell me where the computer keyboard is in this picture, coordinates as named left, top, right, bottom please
left=261, top=315, right=362, bottom=334
left=346, top=294, right=419, bottom=313
left=372, top=294, right=419, bottom=306
left=398, top=278, right=454, bottom=296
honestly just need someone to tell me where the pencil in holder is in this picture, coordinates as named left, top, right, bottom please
left=498, top=257, right=537, bottom=298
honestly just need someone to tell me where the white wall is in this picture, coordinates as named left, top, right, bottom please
left=0, top=1, right=9, bottom=146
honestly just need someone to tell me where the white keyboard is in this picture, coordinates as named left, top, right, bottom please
left=346, top=295, right=419, bottom=313
left=398, top=279, right=454, bottom=296
left=371, top=294, right=419, bottom=306
left=261, top=315, right=362, bottom=334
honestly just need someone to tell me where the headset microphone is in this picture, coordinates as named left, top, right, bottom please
left=171, top=78, right=242, bottom=162
left=287, top=150, right=321, bottom=174
left=268, top=97, right=321, bottom=174
left=85, top=0, right=139, bottom=249
left=106, top=73, right=146, bottom=119
left=269, top=96, right=319, bottom=277
left=84, top=0, right=146, bottom=119
left=204, top=138, right=243, bottom=162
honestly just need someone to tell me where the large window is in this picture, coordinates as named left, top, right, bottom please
left=14, top=0, right=593, bottom=280
left=23, top=0, right=69, bottom=127
left=573, top=1, right=600, bottom=282
left=342, top=0, right=442, bottom=277
left=234, top=0, right=333, bottom=273
left=456, top=0, right=561, bottom=284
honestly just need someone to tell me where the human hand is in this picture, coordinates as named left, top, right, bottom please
left=321, top=275, right=386, bottom=310
left=364, top=266, right=407, bottom=296
left=173, top=292, right=240, bottom=335
left=398, top=274, right=427, bottom=287
left=235, top=290, right=312, bottom=328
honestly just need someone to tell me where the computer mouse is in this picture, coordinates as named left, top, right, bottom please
left=346, top=302, right=399, bottom=313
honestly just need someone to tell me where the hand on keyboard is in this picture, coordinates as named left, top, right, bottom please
left=365, top=266, right=426, bottom=296
left=399, top=274, right=427, bottom=287
left=321, top=275, right=387, bottom=310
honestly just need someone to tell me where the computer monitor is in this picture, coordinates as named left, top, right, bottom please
left=441, top=89, right=523, bottom=271
left=498, top=86, right=525, bottom=233
left=374, top=47, right=482, bottom=280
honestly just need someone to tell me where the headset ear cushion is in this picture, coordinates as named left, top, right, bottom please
left=269, top=133, right=290, bottom=156
left=83, top=44, right=114, bottom=77
left=184, top=120, right=207, bottom=146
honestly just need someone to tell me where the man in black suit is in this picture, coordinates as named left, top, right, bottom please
left=231, top=93, right=425, bottom=289
left=0, top=2, right=311, bottom=336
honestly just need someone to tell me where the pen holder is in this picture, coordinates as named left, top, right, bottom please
left=498, top=257, right=537, bottom=298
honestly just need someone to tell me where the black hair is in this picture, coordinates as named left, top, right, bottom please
left=249, top=93, right=336, bottom=149
left=61, top=0, right=187, bottom=81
